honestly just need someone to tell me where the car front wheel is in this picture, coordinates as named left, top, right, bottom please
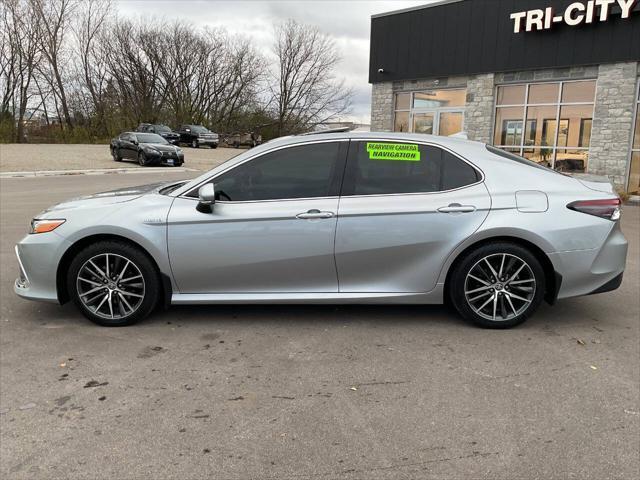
left=449, top=242, right=545, bottom=329
left=112, top=148, right=122, bottom=162
left=138, top=152, right=147, bottom=166
left=67, top=241, right=160, bottom=326
left=191, top=139, right=199, bottom=148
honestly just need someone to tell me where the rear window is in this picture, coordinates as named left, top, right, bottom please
left=342, top=141, right=480, bottom=196
left=486, top=145, right=560, bottom=174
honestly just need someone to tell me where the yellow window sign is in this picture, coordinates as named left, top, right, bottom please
left=366, top=142, right=421, bottom=161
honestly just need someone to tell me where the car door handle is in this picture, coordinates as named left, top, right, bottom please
left=296, top=209, right=335, bottom=219
left=437, top=203, right=476, bottom=213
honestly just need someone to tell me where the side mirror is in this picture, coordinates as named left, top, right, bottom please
left=196, top=183, right=215, bottom=213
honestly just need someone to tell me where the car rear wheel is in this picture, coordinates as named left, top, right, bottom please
left=449, top=242, right=545, bottom=328
left=138, top=152, right=147, bottom=166
left=67, top=241, right=160, bottom=326
left=191, top=139, right=199, bottom=148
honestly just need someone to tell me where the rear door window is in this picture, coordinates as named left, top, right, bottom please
left=342, top=141, right=479, bottom=196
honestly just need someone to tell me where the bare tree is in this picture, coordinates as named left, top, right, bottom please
left=270, top=19, right=352, bottom=136
left=0, top=0, right=42, bottom=142
left=72, top=0, right=111, bottom=134
left=32, top=0, right=77, bottom=130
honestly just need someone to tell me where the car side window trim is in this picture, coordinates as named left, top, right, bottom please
left=339, top=139, right=485, bottom=198
left=180, top=139, right=350, bottom=203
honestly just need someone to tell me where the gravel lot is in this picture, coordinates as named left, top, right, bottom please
left=0, top=143, right=240, bottom=173
left=0, top=172, right=639, bottom=480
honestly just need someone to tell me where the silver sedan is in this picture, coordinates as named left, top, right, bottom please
left=14, top=132, right=628, bottom=328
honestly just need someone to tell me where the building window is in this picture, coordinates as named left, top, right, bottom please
left=393, top=89, right=466, bottom=137
left=493, top=80, right=596, bottom=173
left=629, top=82, right=640, bottom=196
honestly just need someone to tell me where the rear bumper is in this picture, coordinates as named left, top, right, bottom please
left=549, top=222, right=628, bottom=300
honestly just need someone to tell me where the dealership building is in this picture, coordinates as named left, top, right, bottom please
left=369, top=0, right=640, bottom=194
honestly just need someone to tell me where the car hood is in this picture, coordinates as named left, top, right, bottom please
left=38, top=182, right=170, bottom=214
left=141, top=142, right=180, bottom=151
left=158, top=132, right=179, bottom=137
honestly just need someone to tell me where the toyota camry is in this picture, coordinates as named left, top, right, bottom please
left=15, top=132, right=628, bottom=328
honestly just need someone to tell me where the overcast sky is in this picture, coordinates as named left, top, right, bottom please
left=114, top=0, right=436, bottom=124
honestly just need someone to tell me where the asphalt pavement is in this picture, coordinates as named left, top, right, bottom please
left=1, top=172, right=638, bottom=480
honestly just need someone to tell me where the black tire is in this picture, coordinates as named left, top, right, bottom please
left=67, top=241, right=161, bottom=327
left=112, top=148, right=122, bottom=162
left=191, top=139, right=199, bottom=148
left=211, top=144, right=218, bottom=149
left=449, top=242, right=545, bottom=329
left=138, top=152, right=147, bottom=166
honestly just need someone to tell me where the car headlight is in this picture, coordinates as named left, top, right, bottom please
left=30, top=219, right=65, bottom=234
left=144, top=146, right=159, bottom=153
left=176, top=148, right=183, bottom=154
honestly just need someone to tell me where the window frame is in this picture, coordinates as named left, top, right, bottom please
left=340, top=139, right=484, bottom=198
left=182, top=139, right=350, bottom=203
left=393, top=88, right=467, bottom=136
left=626, top=80, right=640, bottom=193
left=493, top=79, right=596, bottom=171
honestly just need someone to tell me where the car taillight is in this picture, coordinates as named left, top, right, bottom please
left=567, top=199, right=621, bottom=221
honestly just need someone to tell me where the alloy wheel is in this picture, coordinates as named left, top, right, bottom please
left=464, top=253, right=536, bottom=322
left=76, top=253, right=145, bottom=320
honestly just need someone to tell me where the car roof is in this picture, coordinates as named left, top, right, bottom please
left=265, top=131, right=488, bottom=157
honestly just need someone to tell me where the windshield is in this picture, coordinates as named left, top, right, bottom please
left=191, top=125, right=210, bottom=134
left=135, top=133, right=169, bottom=144
left=154, top=125, right=171, bottom=133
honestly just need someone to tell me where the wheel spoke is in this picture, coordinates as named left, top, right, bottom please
left=118, top=290, right=144, bottom=298
left=507, top=263, right=526, bottom=283
left=120, top=274, right=142, bottom=283
left=117, top=291, right=134, bottom=313
left=117, top=260, right=131, bottom=281
left=469, top=291, right=492, bottom=303
left=477, top=294, right=495, bottom=312
left=94, top=293, right=109, bottom=313
left=484, top=258, right=498, bottom=279
left=107, top=292, right=114, bottom=318
left=509, top=279, right=535, bottom=285
left=507, top=292, right=530, bottom=303
left=492, top=295, right=498, bottom=320
left=105, top=254, right=110, bottom=279
left=465, top=285, right=492, bottom=295
left=80, top=286, right=104, bottom=298
left=505, top=295, right=517, bottom=315
left=468, top=274, right=490, bottom=286
left=88, top=260, right=108, bottom=280
left=498, top=254, right=506, bottom=279
left=78, top=277, right=101, bottom=287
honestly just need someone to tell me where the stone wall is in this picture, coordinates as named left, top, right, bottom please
left=370, top=82, right=393, bottom=132
left=465, top=74, right=495, bottom=144
left=589, top=62, right=638, bottom=186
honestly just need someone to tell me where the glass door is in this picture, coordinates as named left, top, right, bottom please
left=411, top=110, right=464, bottom=136
left=412, top=113, right=435, bottom=134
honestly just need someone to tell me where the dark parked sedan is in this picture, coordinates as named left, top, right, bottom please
left=136, top=123, right=181, bottom=145
left=110, top=132, right=185, bottom=167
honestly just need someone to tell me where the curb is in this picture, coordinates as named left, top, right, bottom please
left=0, top=167, right=198, bottom=178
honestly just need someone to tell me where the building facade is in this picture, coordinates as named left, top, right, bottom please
left=369, top=0, right=640, bottom=194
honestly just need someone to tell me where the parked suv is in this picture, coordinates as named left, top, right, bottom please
left=179, top=125, right=219, bottom=148
left=136, top=124, right=180, bottom=145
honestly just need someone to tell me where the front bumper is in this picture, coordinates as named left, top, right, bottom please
left=14, top=234, right=69, bottom=303
left=197, top=138, right=218, bottom=147
left=146, top=152, right=185, bottom=166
